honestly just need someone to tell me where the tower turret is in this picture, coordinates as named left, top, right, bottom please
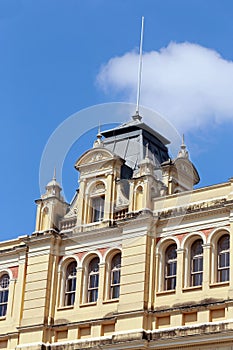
left=35, top=170, right=68, bottom=232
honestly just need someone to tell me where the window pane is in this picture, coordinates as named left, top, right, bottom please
left=219, top=253, right=227, bottom=268
left=0, top=304, right=7, bottom=317
left=89, top=274, right=99, bottom=288
left=65, top=292, right=75, bottom=306
left=112, top=286, right=120, bottom=299
left=166, top=245, right=177, bottom=260
left=193, top=273, right=202, bottom=286
left=218, top=235, right=230, bottom=251
left=220, top=269, right=229, bottom=282
left=2, top=291, right=8, bottom=303
left=0, top=291, right=4, bottom=304
left=88, top=289, right=98, bottom=303
left=92, top=196, right=105, bottom=222
left=64, top=261, right=77, bottom=306
left=89, top=258, right=99, bottom=273
left=112, top=270, right=120, bottom=285
left=67, top=278, right=76, bottom=292
left=111, top=254, right=121, bottom=269
left=166, top=277, right=176, bottom=290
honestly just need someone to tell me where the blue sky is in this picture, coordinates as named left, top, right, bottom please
left=1, top=0, right=233, bottom=240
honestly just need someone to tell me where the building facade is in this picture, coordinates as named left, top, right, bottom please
left=0, top=114, right=233, bottom=349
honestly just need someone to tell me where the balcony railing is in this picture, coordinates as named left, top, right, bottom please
left=60, top=218, right=77, bottom=230
left=113, top=208, right=129, bottom=221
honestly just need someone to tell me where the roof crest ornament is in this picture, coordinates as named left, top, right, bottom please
left=93, top=122, right=103, bottom=148
left=177, top=134, right=189, bottom=159
left=132, top=16, right=144, bottom=122
left=53, top=167, right=56, bottom=181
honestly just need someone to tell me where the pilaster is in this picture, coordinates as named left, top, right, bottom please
left=97, top=263, right=105, bottom=304
left=176, top=248, right=185, bottom=296
left=202, top=243, right=211, bottom=294
left=77, top=179, right=86, bottom=226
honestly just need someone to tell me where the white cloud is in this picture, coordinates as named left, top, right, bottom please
left=97, top=42, right=233, bottom=131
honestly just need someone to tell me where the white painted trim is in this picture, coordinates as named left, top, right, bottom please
left=207, top=226, right=230, bottom=244
left=58, top=255, right=79, bottom=271
left=80, top=250, right=103, bottom=266
left=156, top=235, right=180, bottom=254
left=181, top=230, right=206, bottom=249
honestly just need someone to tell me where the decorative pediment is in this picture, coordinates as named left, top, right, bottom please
left=173, top=157, right=200, bottom=185
left=75, top=147, right=123, bottom=171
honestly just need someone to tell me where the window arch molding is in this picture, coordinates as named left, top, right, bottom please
left=207, top=228, right=230, bottom=284
left=181, top=231, right=206, bottom=249
left=103, top=248, right=122, bottom=300
left=81, top=251, right=103, bottom=267
left=156, top=237, right=179, bottom=292
left=85, top=179, right=107, bottom=195
left=58, top=256, right=79, bottom=307
left=207, top=227, right=230, bottom=245
left=58, top=255, right=80, bottom=272
left=81, top=252, right=102, bottom=304
left=182, top=233, right=205, bottom=288
left=156, top=236, right=180, bottom=255
left=0, top=269, right=13, bottom=281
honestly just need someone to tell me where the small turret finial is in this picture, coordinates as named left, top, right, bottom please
left=132, top=16, right=144, bottom=122
left=177, top=134, right=189, bottom=158
left=93, top=122, right=103, bottom=147
left=97, top=122, right=102, bottom=139
left=182, top=134, right=185, bottom=146
left=53, top=167, right=56, bottom=181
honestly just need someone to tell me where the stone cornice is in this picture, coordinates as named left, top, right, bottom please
left=157, top=198, right=232, bottom=220
left=0, top=244, right=27, bottom=257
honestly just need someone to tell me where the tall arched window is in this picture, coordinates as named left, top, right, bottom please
left=217, top=234, right=230, bottom=282
left=165, top=244, right=177, bottom=290
left=110, top=253, right=121, bottom=299
left=191, top=239, right=203, bottom=286
left=89, top=182, right=105, bottom=223
left=64, top=261, right=77, bottom=306
left=91, top=196, right=105, bottom=222
left=0, top=274, right=9, bottom=317
left=88, top=257, right=99, bottom=303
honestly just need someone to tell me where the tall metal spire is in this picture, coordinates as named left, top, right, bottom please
left=133, top=16, right=144, bottom=121
left=53, top=167, right=56, bottom=181
left=177, top=134, right=189, bottom=158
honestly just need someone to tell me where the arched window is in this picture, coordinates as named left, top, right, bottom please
left=110, top=253, right=121, bottom=299
left=165, top=244, right=177, bottom=290
left=88, top=257, right=99, bottom=303
left=91, top=196, right=105, bottom=222
left=217, top=234, right=230, bottom=282
left=191, top=239, right=203, bottom=286
left=64, top=261, right=77, bottom=306
left=89, top=182, right=106, bottom=223
left=0, top=274, right=9, bottom=317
